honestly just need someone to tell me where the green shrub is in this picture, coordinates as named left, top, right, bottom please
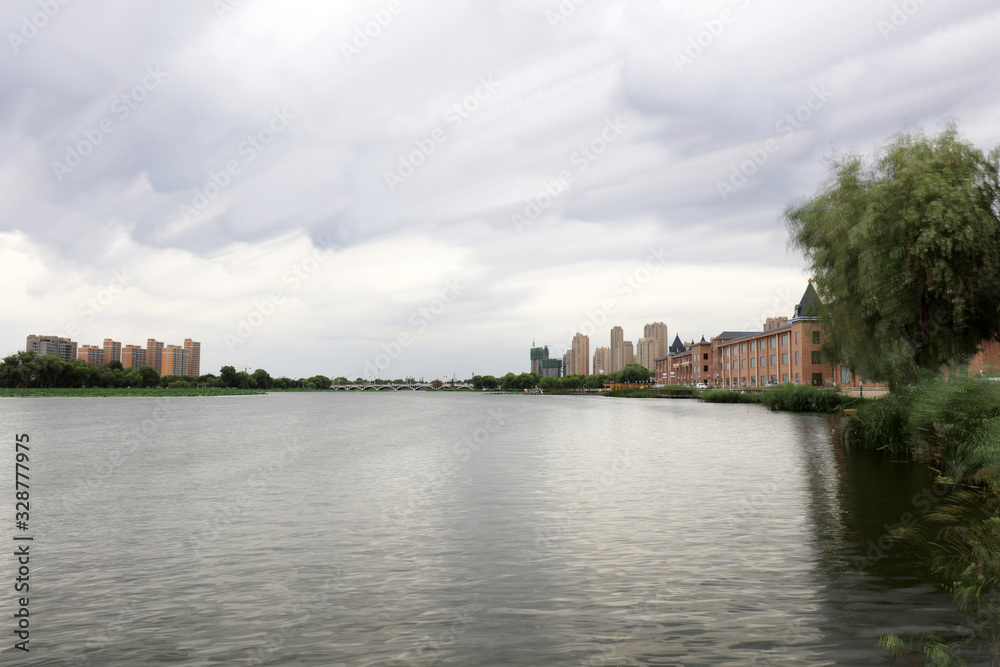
left=759, top=384, right=844, bottom=413
left=699, top=389, right=761, bottom=404
left=605, top=388, right=657, bottom=398
left=849, top=390, right=913, bottom=454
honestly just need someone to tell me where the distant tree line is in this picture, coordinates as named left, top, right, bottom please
left=473, top=364, right=652, bottom=391
left=0, top=351, right=336, bottom=390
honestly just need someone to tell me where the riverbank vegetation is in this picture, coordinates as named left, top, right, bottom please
left=473, top=363, right=652, bottom=392
left=787, top=123, right=1000, bottom=663
left=0, top=387, right=264, bottom=398
left=700, top=385, right=846, bottom=412
left=0, top=351, right=336, bottom=393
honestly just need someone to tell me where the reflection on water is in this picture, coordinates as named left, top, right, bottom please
left=0, top=393, right=981, bottom=665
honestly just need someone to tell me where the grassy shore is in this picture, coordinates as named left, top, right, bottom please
left=0, top=387, right=266, bottom=398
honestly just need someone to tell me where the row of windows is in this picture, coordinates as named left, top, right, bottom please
left=722, top=330, right=822, bottom=358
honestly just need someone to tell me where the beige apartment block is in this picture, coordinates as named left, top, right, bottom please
left=103, top=338, right=122, bottom=366
left=146, top=339, right=164, bottom=373
left=78, top=345, right=105, bottom=366
left=644, top=322, right=669, bottom=359
left=122, top=345, right=147, bottom=369
left=571, top=332, right=590, bottom=375
left=161, top=345, right=191, bottom=377
left=592, top=347, right=611, bottom=375
left=184, top=339, right=201, bottom=377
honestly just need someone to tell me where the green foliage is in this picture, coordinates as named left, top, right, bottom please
left=850, top=390, right=914, bottom=453
left=699, top=389, right=762, bottom=404
left=0, top=387, right=264, bottom=397
left=138, top=365, right=160, bottom=389
left=306, top=375, right=332, bottom=389
left=614, top=364, right=652, bottom=383
left=786, top=123, right=1000, bottom=390
left=252, top=368, right=273, bottom=390
left=759, top=384, right=845, bottom=413
left=605, top=388, right=657, bottom=398
left=220, top=365, right=238, bottom=388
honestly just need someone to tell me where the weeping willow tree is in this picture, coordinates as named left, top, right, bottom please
left=785, top=123, right=1000, bottom=391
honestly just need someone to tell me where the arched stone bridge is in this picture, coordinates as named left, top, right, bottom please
left=331, top=383, right=474, bottom=391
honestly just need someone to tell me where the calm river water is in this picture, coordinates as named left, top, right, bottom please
left=0, top=393, right=985, bottom=665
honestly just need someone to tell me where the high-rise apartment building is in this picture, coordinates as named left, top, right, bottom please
left=146, top=339, right=164, bottom=374
left=622, top=340, right=634, bottom=367
left=562, top=350, right=575, bottom=377
left=78, top=345, right=105, bottom=366
left=637, top=337, right=656, bottom=371
left=25, top=335, right=78, bottom=362
left=592, top=347, right=611, bottom=375
left=103, top=338, right=122, bottom=366
left=184, top=339, right=201, bottom=377
left=161, top=345, right=191, bottom=377
left=571, top=332, right=590, bottom=376
left=610, top=326, right=624, bottom=374
left=644, top=322, right=669, bottom=360
left=122, top=345, right=146, bottom=369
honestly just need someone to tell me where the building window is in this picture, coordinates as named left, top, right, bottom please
left=812, top=372, right=823, bottom=386
left=795, top=351, right=800, bottom=364
left=771, top=355, right=777, bottom=366
left=771, top=375, right=777, bottom=383
left=841, top=366, right=850, bottom=384
left=703, top=353, right=709, bottom=360
left=759, top=356, right=765, bottom=367
left=781, top=334, right=788, bottom=346
left=782, top=353, right=789, bottom=364
left=742, top=344, right=747, bottom=353
left=812, top=331, right=820, bottom=344
left=782, top=373, right=789, bottom=382
left=796, top=373, right=800, bottom=383
left=750, top=358, right=755, bottom=368
left=811, top=351, right=822, bottom=364
left=703, top=365, right=709, bottom=372
left=771, top=338, right=777, bottom=349
left=795, top=331, right=799, bottom=345
left=751, top=376, right=756, bottom=386
left=742, top=359, right=747, bottom=369
left=750, top=341, right=755, bottom=352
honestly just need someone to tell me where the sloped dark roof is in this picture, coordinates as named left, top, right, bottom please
left=794, top=281, right=821, bottom=319
left=669, top=334, right=685, bottom=353
left=715, top=331, right=760, bottom=341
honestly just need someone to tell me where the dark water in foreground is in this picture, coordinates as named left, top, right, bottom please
left=0, top=393, right=985, bottom=665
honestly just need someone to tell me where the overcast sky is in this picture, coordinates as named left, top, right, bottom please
left=2, top=0, right=999, bottom=380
